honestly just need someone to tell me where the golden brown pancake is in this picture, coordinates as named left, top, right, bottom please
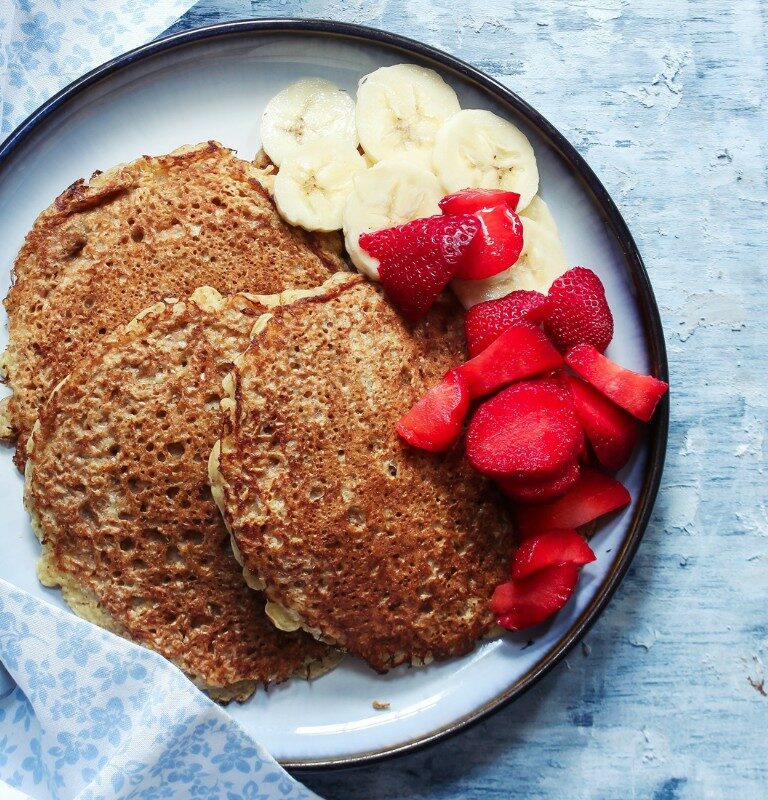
left=211, top=273, right=514, bottom=672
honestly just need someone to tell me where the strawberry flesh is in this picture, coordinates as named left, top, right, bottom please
left=512, top=529, right=596, bottom=580
left=455, top=205, right=524, bottom=280
left=545, top=267, right=614, bottom=353
left=464, top=290, right=552, bottom=357
left=516, top=467, right=631, bottom=536
left=457, top=321, right=563, bottom=399
left=360, top=214, right=480, bottom=322
left=493, top=562, right=580, bottom=630
left=497, top=460, right=580, bottom=504
left=565, top=343, right=669, bottom=422
left=439, top=188, right=521, bottom=215
left=396, top=369, right=469, bottom=453
left=465, top=379, right=583, bottom=479
left=565, top=374, right=639, bottom=470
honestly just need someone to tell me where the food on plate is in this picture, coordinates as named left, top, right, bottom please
left=497, top=459, right=582, bottom=505
left=210, top=274, right=514, bottom=672
left=464, top=289, right=552, bottom=356
left=25, top=288, right=339, bottom=701
left=273, top=138, right=366, bottom=231
left=260, top=77, right=357, bottom=167
left=439, top=188, right=521, bottom=216
left=1, top=141, right=347, bottom=470
left=511, top=529, right=596, bottom=580
left=455, top=203, right=525, bottom=280
left=355, top=64, right=460, bottom=165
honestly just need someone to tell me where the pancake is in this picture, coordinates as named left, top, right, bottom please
left=210, top=273, right=514, bottom=672
left=25, top=287, right=339, bottom=701
left=2, top=140, right=347, bottom=469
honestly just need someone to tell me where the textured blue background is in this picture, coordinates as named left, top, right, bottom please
left=165, top=2, right=768, bottom=798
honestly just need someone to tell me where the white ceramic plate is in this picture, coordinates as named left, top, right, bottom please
left=0, top=20, right=668, bottom=768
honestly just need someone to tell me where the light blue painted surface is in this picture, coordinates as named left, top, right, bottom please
left=164, top=2, right=768, bottom=798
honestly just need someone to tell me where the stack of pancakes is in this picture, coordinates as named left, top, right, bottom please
left=3, top=141, right=513, bottom=700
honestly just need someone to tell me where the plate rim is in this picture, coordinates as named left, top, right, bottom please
left=0, top=18, right=670, bottom=771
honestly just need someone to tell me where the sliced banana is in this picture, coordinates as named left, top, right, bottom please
left=342, top=158, right=443, bottom=280
left=261, top=78, right=357, bottom=167
left=434, top=109, right=539, bottom=212
left=451, top=196, right=567, bottom=308
left=356, top=64, right=460, bottom=166
left=273, top=139, right=367, bottom=232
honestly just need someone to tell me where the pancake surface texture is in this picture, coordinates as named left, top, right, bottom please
left=2, top=141, right=346, bottom=467
left=25, top=288, right=337, bottom=701
left=211, top=274, right=514, bottom=672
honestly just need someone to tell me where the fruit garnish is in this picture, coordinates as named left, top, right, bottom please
left=544, top=266, right=614, bottom=353
left=457, top=322, right=563, bottom=399
left=454, top=204, right=524, bottom=280
left=395, top=369, right=469, bottom=452
left=360, top=214, right=480, bottom=322
left=511, top=529, right=596, bottom=580
left=565, top=374, right=639, bottom=470
left=439, top=188, right=520, bottom=215
left=565, top=343, right=669, bottom=422
left=464, top=290, right=552, bottom=357
left=465, top=379, right=582, bottom=479
left=496, top=460, right=581, bottom=504
left=492, top=562, right=580, bottom=630
left=516, top=467, right=631, bottom=536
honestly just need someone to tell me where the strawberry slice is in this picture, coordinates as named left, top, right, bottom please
left=497, top=460, right=580, bottom=504
left=439, top=188, right=520, bottom=215
left=565, top=344, right=669, bottom=422
left=545, top=267, right=614, bottom=353
left=511, top=529, right=596, bottom=580
left=464, top=290, right=552, bottom=357
left=492, top=562, right=580, bottom=630
left=516, top=467, right=631, bottom=536
left=457, top=322, right=563, bottom=399
left=360, top=214, right=480, bottom=322
left=465, top=379, right=582, bottom=479
left=396, top=369, right=469, bottom=453
left=565, top=374, right=639, bottom=470
left=455, top=205, right=524, bottom=280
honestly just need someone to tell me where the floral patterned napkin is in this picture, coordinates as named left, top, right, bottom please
left=0, top=579, right=321, bottom=800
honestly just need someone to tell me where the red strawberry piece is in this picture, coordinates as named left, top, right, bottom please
left=492, top=562, right=580, bottom=630
left=464, top=290, right=552, bottom=357
left=396, top=369, right=469, bottom=453
left=360, top=214, right=480, bottom=322
left=439, top=188, right=521, bottom=215
left=496, top=460, right=580, bottom=505
left=465, top=379, right=583, bottom=479
left=565, top=374, right=639, bottom=470
left=455, top=205, right=524, bottom=280
left=457, top=322, right=563, bottom=399
left=511, top=529, right=596, bottom=580
left=565, top=343, right=669, bottom=422
left=545, top=267, right=614, bottom=353
left=516, top=467, right=631, bottom=536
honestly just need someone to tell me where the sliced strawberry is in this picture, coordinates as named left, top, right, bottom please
left=464, top=290, right=552, bottom=357
left=516, top=467, right=631, bottom=536
left=455, top=205, right=524, bottom=280
left=396, top=369, right=469, bottom=453
left=545, top=267, right=614, bottom=353
left=439, top=188, right=521, bottom=215
left=512, top=529, right=596, bottom=580
left=457, top=322, right=563, bottom=399
left=497, top=460, right=580, bottom=504
left=465, top=379, right=582, bottom=479
left=565, top=375, right=639, bottom=470
left=360, top=214, right=480, bottom=322
left=565, top=344, right=669, bottom=422
left=492, top=562, right=580, bottom=630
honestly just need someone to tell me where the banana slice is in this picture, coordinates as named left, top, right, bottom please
left=356, top=64, right=460, bottom=166
left=273, top=139, right=367, bottom=232
left=451, top=196, right=567, bottom=308
left=434, top=109, right=539, bottom=212
left=261, top=78, right=357, bottom=167
left=342, top=158, right=443, bottom=279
